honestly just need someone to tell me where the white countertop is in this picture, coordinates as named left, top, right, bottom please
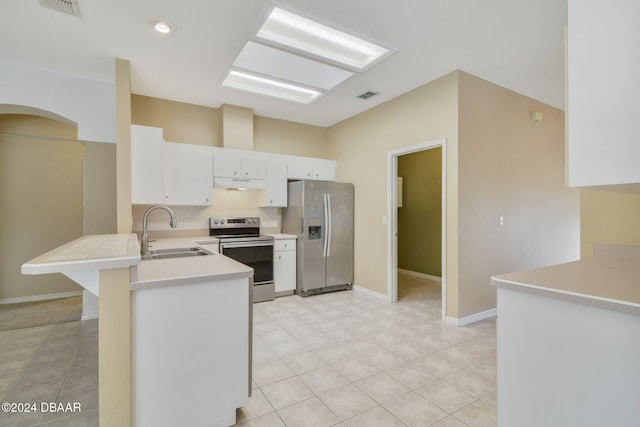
left=492, top=258, right=640, bottom=316
left=264, top=233, right=297, bottom=240
left=21, top=234, right=141, bottom=275
left=131, top=236, right=252, bottom=291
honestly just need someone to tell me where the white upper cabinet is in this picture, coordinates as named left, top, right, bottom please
left=567, top=0, right=640, bottom=187
left=213, top=150, right=266, bottom=179
left=132, top=125, right=339, bottom=206
left=131, top=125, right=164, bottom=205
left=260, top=159, right=288, bottom=207
left=164, top=142, right=213, bottom=206
left=287, top=158, right=337, bottom=181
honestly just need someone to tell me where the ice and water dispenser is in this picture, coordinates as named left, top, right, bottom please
left=308, top=218, right=322, bottom=240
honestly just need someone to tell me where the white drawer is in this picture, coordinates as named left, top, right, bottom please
left=274, top=239, right=296, bottom=252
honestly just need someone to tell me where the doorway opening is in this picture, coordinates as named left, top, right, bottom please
left=387, top=138, right=446, bottom=321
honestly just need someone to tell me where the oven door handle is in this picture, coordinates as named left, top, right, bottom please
left=220, top=241, right=274, bottom=249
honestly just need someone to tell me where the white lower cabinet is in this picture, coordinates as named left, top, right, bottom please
left=132, top=276, right=249, bottom=427
left=274, top=239, right=296, bottom=295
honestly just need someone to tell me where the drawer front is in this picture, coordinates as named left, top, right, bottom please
left=274, top=239, right=296, bottom=252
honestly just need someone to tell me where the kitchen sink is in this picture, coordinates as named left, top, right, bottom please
left=142, top=247, right=212, bottom=260
left=150, top=247, right=204, bottom=254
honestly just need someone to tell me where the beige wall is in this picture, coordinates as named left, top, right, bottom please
left=327, top=70, right=580, bottom=320
left=398, top=148, right=442, bottom=277
left=84, top=142, right=117, bottom=235
left=131, top=95, right=331, bottom=159
left=327, top=72, right=460, bottom=313
left=131, top=95, right=220, bottom=147
left=254, top=115, right=330, bottom=158
left=116, top=59, right=132, bottom=234
left=457, top=72, right=580, bottom=317
left=0, top=114, right=83, bottom=301
left=580, top=189, right=640, bottom=258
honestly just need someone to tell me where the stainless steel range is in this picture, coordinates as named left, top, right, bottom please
left=210, top=217, right=274, bottom=303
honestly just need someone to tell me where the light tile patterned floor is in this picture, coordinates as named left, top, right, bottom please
left=0, top=273, right=496, bottom=427
left=237, top=273, right=497, bottom=427
left=0, top=320, right=99, bottom=427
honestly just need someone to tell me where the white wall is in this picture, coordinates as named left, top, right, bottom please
left=0, top=63, right=116, bottom=143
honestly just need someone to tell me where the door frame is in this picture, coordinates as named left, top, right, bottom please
left=387, top=138, right=447, bottom=321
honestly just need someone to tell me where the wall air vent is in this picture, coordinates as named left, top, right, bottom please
left=356, top=91, right=379, bottom=100
left=39, top=0, right=81, bottom=17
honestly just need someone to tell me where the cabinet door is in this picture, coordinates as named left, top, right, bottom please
left=274, top=246, right=296, bottom=293
left=567, top=0, right=640, bottom=186
left=287, top=159, right=313, bottom=180
left=261, top=159, right=288, bottom=207
left=213, top=152, right=242, bottom=178
left=312, top=160, right=337, bottom=181
left=287, top=158, right=337, bottom=181
left=164, top=142, right=213, bottom=206
left=131, top=125, right=164, bottom=204
left=242, top=156, right=266, bottom=180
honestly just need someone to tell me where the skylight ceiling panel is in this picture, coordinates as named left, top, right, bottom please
left=256, top=7, right=393, bottom=71
left=233, top=41, right=353, bottom=90
left=222, top=71, right=322, bottom=104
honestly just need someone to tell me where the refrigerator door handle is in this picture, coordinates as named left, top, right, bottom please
left=323, top=193, right=329, bottom=257
left=326, top=193, right=332, bottom=257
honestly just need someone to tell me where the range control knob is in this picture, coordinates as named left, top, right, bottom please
left=220, top=219, right=226, bottom=224
left=213, top=219, right=219, bottom=225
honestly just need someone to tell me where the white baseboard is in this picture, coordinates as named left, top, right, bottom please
left=446, top=308, right=497, bottom=327
left=0, top=291, right=83, bottom=305
left=81, top=312, right=99, bottom=321
left=398, top=269, right=442, bottom=283
left=81, top=291, right=99, bottom=321
left=352, top=285, right=389, bottom=302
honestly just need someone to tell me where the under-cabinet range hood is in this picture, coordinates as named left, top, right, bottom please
left=214, top=177, right=265, bottom=190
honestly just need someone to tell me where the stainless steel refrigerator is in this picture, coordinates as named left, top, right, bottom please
left=282, top=181, right=354, bottom=297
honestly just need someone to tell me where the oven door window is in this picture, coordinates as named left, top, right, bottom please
left=222, top=245, right=273, bottom=284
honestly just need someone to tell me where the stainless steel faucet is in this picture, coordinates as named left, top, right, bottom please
left=141, top=205, right=178, bottom=256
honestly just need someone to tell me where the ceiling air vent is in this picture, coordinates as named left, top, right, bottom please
left=356, top=91, right=379, bottom=100
left=39, top=0, right=81, bottom=17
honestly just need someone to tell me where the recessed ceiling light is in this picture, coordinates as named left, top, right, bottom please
left=222, top=70, right=323, bottom=104
left=151, top=18, right=176, bottom=34
left=256, top=7, right=393, bottom=71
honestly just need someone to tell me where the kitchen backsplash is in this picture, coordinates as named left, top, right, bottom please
left=132, top=190, right=281, bottom=234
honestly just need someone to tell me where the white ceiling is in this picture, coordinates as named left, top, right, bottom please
left=0, top=0, right=568, bottom=127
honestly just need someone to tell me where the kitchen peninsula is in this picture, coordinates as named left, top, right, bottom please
left=22, top=233, right=253, bottom=427
left=491, top=258, right=640, bottom=427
